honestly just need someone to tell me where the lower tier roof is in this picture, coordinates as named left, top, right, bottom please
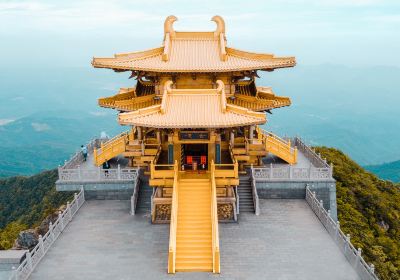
left=118, top=90, right=266, bottom=129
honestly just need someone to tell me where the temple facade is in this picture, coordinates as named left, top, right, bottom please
left=91, top=15, right=298, bottom=273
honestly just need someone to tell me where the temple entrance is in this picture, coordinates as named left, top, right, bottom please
left=181, top=144, right=208, bottom=171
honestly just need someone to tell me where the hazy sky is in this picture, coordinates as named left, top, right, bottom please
left=0, top=0, right=399, bottom=68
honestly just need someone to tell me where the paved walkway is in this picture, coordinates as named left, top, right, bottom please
left=30, top=200, right=359, bottom=280
left=263, top=148, right=312, bottom=168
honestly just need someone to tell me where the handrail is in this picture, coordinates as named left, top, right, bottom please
left=305, top=186, right=379, bottom=280
left=228, top=143, right=238, bottom=164
left=150, top=162, right=175, bottom=180
left=9, top=188, right=85, bottom=280
left=249, top=166, right=260, bottom=215
left=93, top=130, right=130, bottom=166
left=256, top=126, right=297, bottom=164
left=168, top=161, right=179, bottom=274
left=294, top=137, right=331, bottom=169
left=210, top=161, right=221, bottom=273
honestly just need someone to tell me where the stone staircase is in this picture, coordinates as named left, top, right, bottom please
left=238, top=175, right=255, bottom=213
left=136, top=176, right=153, bottom=213
left=175, top=178, right=213, bottom=272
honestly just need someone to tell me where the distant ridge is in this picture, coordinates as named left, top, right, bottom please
left=364, top=160, right=400, bottom=183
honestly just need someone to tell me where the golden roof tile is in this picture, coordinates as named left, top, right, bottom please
left=118, top=81, right=266, bottom=128
left=92, top=16, right=296, bottom=73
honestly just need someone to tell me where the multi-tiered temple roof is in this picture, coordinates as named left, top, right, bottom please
left=92, top=16, right=295, bottom=73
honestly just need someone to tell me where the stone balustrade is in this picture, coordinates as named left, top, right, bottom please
left=253, top=164, right=333, bottom=181
left=57, top=137, right=139, bottom=183
left=58, top=165, right=138, bottom=182
left=9, top=188, right=85, bottom=280
left=305, top=186, right=379, bottom=280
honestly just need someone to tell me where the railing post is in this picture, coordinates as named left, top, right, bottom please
left=289, top=165, right=292, bottom=179
left=118, top=164, right=121, bottom=180
left=336, top=221, right=340, bottom=241
left=81, top=186, right=85, bottom=202
left=67, top=202, right=72, bottom=221
left=74, top=193, right=78, bottom=213
left=59, top=211, right=64, bottom=231
left=330, top=162, right=334, bottom=178
left=98, top=166, right=101, bottom=179
left=150, top=161, right=154, bottom=180
left=370, top=264, right=375, bottom=274
left=309, top=165, right=312, bottom=179
left=269, top=163, right=273, bottom=179
left=39, top=235, right=45, bottom=254
left=345, top=234, right=350, bottom=253
left=49, top=222, right=55, bottom=241
left=11, top=266, right=17, bottom=280
left=26, top=251, right=33, bottom=271
left=327, top=209, right=331, bottom=225
left=356, top=248, right=362, bottom=267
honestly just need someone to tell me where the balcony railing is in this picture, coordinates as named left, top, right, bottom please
left=252, top=164, right=333, bottom=181
left=57, top=138, right=139, bottom=183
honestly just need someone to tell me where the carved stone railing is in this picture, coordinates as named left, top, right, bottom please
left=58, top=164, right=139, bottom=182
left=294, top=137, right=330, bottom=168
left=62, top=138, right=101, bottom=169
left=305, top=186, right=379, bottom=280
left=130, top=170, right=142, bottom=215
left=253, top=163, right=333, bottom=181
left=9, top=188, right=85, bottom=280
left=58, top=138, right=139, bottom=183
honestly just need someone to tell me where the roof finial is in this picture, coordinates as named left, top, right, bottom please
left=212, top=15, right=225, bottom=36
left=164, top=15, right=177, bottom=37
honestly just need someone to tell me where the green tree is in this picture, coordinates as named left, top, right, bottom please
left=0, top=222, right=28, bottom=249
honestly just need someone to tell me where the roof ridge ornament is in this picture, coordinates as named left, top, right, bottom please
left=212, top=16, right=227, bottom=62
left=211, top=16, right=225, bottom=36
left=160, top=80, right=173, bottom=114
left=164, top=15, right=177, bottom=37
left=216, top=80, right=227, bottom=113
left=163, top=16, right=177, bottom=62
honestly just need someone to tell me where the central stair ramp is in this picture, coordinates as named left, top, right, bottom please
left=168, top=161, right=220, bottom=273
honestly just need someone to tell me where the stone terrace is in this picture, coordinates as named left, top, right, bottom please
left=30, top=200, right=359, bottom=280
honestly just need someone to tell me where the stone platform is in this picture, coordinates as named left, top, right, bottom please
left=29, top=200, right=359, bottom=280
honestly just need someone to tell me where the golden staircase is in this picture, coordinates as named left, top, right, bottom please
left=229, top=127, right=297, bottom=166
left=93, top=129, right=160, bottom=167
left=256, top=126, right=297, bottom=164
left=168, top=162, right=220, bottom=273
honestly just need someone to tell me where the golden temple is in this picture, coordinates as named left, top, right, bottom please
left=91, top=15, right=297, bottom=273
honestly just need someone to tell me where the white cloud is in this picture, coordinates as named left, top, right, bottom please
left=31, top=122, right=50, bottom=131
left=89, top=111, right=108, bottom=117
left=11, top=96, right=25, bottom=101
left=0, top=119, right=15, bottom=126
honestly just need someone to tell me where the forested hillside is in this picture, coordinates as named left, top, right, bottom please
left=315, top=147, right=400, bottom=280
left=0, top=170, right=73, bottom=249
